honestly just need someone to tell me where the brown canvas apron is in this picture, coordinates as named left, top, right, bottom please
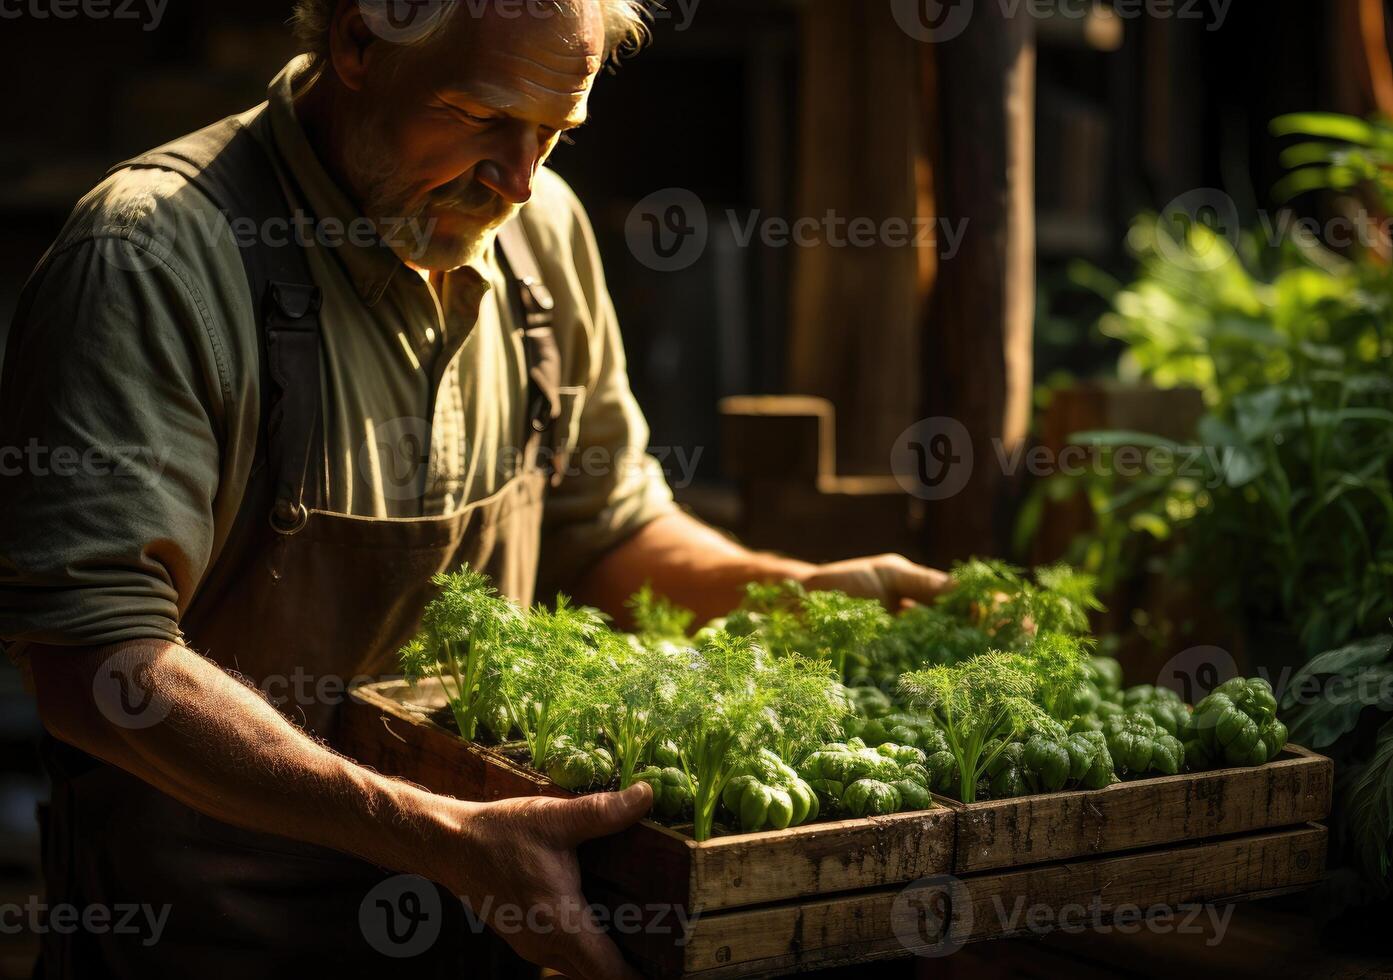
left=36, top=120, right=567, bottom=978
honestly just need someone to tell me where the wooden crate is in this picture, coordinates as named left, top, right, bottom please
left=334, top=679, right=1330, bottom=978
left=335, top=678, right=957, bottom=915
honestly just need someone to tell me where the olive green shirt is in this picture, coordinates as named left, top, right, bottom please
left=0, top=58, right=674, bottom=657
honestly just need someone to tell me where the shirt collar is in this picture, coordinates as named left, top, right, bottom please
left=263, top=56, right=491, bottom=309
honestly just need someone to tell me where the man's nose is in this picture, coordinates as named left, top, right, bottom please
left=474, top=138, right=539, bottom=206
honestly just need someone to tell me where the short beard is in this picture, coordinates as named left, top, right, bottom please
left=340, top=108, right=517, bottom=270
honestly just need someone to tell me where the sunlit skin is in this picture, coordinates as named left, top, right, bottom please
left=297, top=2, right=603, bottom=270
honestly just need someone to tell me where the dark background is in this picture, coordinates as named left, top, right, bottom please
left=0, top=1, right=1370, bottom=976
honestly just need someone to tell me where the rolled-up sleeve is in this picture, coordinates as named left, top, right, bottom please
left=536, top=176, right=676, bottom=593
left=0, top=234, right=226, bottom=657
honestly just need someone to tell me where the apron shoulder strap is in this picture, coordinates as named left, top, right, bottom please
left=110, top=115, right=323, bottom=535
left=495, top=218, right=563, bottom=450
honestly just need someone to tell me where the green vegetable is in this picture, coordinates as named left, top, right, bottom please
left=666, top=633, right=840, bottom=841
left=847, top=685, right=894, bottom=719
left=721, top=749, right=818, bottom=831
left=893, top=779, right=935, bottom=812
left=899, top=639, right=1083, bottom=802
left=1183, top=677, right=1288, bottom=768
left=842, top=779, right=902, bottom=817
left=546, top=741, right=615, bottom=791
left=1120, top=684, right=1184, bottom=710
left=986, top=742, right=1033, bottom=798
left=1024, top=733, right=1072, bottom=792
left=1132, top=699, right=1190, bottom=737
left=728, top=581, right=891, bottom=684
left=596, top=637, right=682, bottom=788
left=650, top=740, right=682, bottom=769
left=1069, top=699, right=1125, bottom=733
left=1102, top=714, right=1185, bottom=776
left=1086, top=656, right=1124, bottom=698
left=1065, top=730, right=1118, bottom=789
left=798, top=740, right=939, bottom=813
left=670, top=632, right=769, bottom=841
left=635, top=767, right=695, bottom=821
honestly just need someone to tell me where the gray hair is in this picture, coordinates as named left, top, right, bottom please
left=290, top=1, right=651, bottom=66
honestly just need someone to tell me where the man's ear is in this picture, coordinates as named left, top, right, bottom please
left=327, top=0, right=382, bottom=92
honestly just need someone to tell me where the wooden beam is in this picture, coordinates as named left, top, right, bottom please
left=920, top=6, right=1037, bottom=563
left=786, top=0, right=925, bottom=475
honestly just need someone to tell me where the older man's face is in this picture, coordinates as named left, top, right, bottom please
left=345, top=4, right=603, bottom=270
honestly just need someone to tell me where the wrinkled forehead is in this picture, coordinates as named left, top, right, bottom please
left=397, top=2, right=605, bottom=116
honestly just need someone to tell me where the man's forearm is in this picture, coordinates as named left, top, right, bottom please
left=30, top=638, right=451, bottom=878
left=574, top=511, right=816, bottom=625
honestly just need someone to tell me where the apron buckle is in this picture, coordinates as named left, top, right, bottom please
left=269, top=501, right=310, bottom=536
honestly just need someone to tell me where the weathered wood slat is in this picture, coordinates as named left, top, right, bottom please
left=673, top=825, right=1327, bottom=979
left=950, top=745, right=1333, bottom=873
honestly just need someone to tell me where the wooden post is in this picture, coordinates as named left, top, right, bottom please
left=786, top=1, right=926, bottom=476
left=920, top=6, right=1037, bottom=564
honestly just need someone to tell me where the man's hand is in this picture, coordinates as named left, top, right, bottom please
left=439, top=784, right=654, bottom=980
left=800, top=553, right=950, bottom=611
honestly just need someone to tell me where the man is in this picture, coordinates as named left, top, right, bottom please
left=0, top=2, right=949, bottom=977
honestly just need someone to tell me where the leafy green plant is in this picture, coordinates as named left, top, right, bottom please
left=727, top=580, right=891, bottom=684
left=398, top=570, right=521, bottom=741
left=898, top=650, right=1054, bottom=802
left=1348, top=719, right=1393, bottom=894
left=1023, top=140, right=1393, bottom=657
left=495, top=597, right=609, bottom=769
left=627, top=583, right=695, bottom=643
left=1282, top=635, right=1393, bottom=893
left=1271, top=113, right=1393, bottom=212
left=1018, top=111, right=1393, bottom=894
left=595, top=636, right=681, bottom=789
left=669, top=631, right=771, bottom=841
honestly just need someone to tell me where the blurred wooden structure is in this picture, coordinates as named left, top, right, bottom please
left=719, top=396, right=923, bottom=563
left=734, top=1, right=1039, bottom=565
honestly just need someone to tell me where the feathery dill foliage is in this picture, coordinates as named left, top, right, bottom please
left=725, top=579, right=809, bottom=654
left=725, top=579, right=891, bottom=683
left=760, top=653, right=850, bottom=763
left=670, top=631, right=771, bottom=841
left=595, top=634, right=683, bottom=789
left=398, top=570, right=521, bottom=741
left=799, top=591, right=893, bottom=684
left=626, top=583, right=696, bottom=642
left=1024, top=630, right=1094, bottom=720
left=932, top=559, right=1101, bottom=646
left=867, top=605, right=995, bottom=673
left=898, top=650, right=1053, bottom=802
left=1024, top=564, right=1105, bottom=635
left=495, top=596, right=610, bottom=768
